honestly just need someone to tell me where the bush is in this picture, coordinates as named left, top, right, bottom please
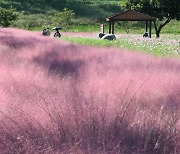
left=0, top=7, right=18, bottom=27
left=53, top=8, right=75, bottom=28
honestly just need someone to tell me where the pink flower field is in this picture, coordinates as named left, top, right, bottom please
left=0, top=28, right=179, bottom=153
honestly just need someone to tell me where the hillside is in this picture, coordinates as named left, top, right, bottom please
left=0, top=0, right=122, bottom=28
left=0, top=0, right=179, bottom=33
left=0, top=0, right=121, bottom=17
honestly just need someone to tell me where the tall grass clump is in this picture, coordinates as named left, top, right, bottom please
left=0, top=28, right=179, bottom=153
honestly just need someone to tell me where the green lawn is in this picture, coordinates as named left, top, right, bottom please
left=62, top=34, right=180, bottom=57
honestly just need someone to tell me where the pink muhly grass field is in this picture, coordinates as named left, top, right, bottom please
left=0, top=28, right=179, bottom=153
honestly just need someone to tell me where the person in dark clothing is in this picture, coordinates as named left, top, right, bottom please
left=143, top=32, right=148, bottom=37
left=52, top=27, right=62, bottom=38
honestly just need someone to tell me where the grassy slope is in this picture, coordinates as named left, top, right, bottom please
left=62, top=33, right=180, bottom=57
left=0, top=0, right=121, bottom=28
left=0, top=0, right=179, bottom=33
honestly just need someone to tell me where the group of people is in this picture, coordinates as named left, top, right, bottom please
left=42, top=27, right=62, bottom=38
left=42, top=27, right=51, bottom=36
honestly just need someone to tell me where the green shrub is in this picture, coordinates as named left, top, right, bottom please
left=52, top=8, right=75, bottom=28
left=0, top=7, right=18, bottom=27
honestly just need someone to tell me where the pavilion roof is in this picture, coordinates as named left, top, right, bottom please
left=106, top=10, right=156, bottom=21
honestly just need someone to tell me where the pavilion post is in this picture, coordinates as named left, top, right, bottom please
left=145, top=21, right=148, bottom=32
left=149, top=21, right=152, bottom=38
left=109, top=21, right=112, bottom=34
left=112, top=21, right=115, bottom=34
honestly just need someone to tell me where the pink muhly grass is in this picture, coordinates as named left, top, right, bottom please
left=0, top=28, right=179, bottom=153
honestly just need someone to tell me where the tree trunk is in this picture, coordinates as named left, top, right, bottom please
left=154, top=17, right=171, bottom=38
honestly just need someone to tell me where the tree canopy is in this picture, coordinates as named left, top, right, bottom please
left=123, top=0, right=180, bottom=37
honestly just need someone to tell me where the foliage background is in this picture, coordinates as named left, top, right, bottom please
left=0, top=0, right=179, bottom=33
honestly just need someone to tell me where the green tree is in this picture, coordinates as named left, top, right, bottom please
left=53, top=8, right=75, bottom=28
left=123, top=0, right=180, bottom=37
left=0, top=7, right=18, bottom=27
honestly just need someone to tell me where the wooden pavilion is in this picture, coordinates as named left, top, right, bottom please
left=106, top=10, right=156, bottom=38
